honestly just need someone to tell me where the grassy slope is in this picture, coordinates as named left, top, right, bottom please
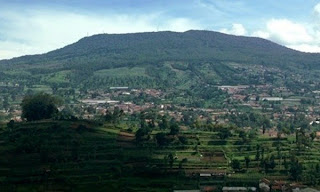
left=0, top=121, right=319, bottom=191
left=0, top=121, right=184, bottom=191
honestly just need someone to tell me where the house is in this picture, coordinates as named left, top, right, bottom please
left=260, top=178, right=287, bottom=192
left=261, top=97, right=283, bottom=101
left=80, top=99, right=107, bottom=105
left=201, top=186, right=215, bottom=192
left=259, top=182, right=270, bottom=192
left=110, top=87, right=129, bottom=90
left=222, top=187, right=247, bottom=192
left=200, top=173, right=211, bottom=177
left=222, top=187, right=256, bottom=192
left=293, top=188, right=320, bottom=192
left=309, top=121, right=320, bottom=126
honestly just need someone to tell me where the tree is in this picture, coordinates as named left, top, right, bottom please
left=310, top=132, right=316, bottom=141
left=169, top=123, right=180, bottom=135
left=21, top=93, right=61, bottom=121
left=178, top=135, right=188, bottom=145
left=283, top=157, right=289, bottom=171
left=55, top=107, right=77, bottom=120
left=239, top=131, right=246, bottom=139
left=159, top=115, right=169, bottom=130
left=105, top=107, right=124, bottom=124
left=263, top=155, right=276, bottom=173
left=168, top=153, right=175, bottom=169
left=135, top=128, right=150, bottom=144
left=218, top=128, right=232, bottom=139
left=269, top=155, right=276, bottom=170
left=239, top=130, right=248, bottom=144
left=231, top=159, right=241, bottom=171
left=155, top=132, right=168, bottom=146
left=316, top=163, right=320, bottom=173
left=7, top=120, right=14, bottom=130
left=245, top=156, right=251, bottom=169
left=255, top=144, right=261, bottom=160
left=179, top=158, right=188, bottom=173
left=289, top=160, right=303, bottom=181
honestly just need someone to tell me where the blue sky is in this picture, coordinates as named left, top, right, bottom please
left=1, top=0, right=320, bottom=59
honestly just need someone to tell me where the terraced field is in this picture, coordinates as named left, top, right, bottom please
left=0, top=121, right=319, bottom=191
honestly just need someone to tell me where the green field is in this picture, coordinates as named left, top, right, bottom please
left=94, top=67, right=147, bottom=78
left=0, top=120, right=319, bottom=191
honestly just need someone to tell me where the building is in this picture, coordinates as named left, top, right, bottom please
left=222, top=187, right=256, bottom=192
left=261, top=97, right=283, bottom=101
left=110, top=87, right=129, bottom=90
left=293, top=188, right=320, bottom=192
left=80, top=99, right=107, bottom=105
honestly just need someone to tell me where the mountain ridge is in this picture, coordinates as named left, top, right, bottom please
left=0, top=30, right=309, bottom=64
left=0, top=30, right=319, bottom=90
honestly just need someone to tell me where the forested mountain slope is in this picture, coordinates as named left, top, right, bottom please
left=0, top=30, right=319, bottom=89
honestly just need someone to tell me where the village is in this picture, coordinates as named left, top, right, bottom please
left=1, top=82, right=320, bottom=138
left=74, top=84, right=320, bottom=135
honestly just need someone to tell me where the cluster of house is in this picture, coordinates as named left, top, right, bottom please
left=173, top=186, right=257, bottom=192
left=79, top=87, right=165, bottom=116
left=218, top=84, right=320, bottom=127
left=0, top=82, right=20, bottom=87
left=173, top=178, right=320, bottom=192
left=3, top=83, right=319, bottom=128
left=259, top=178, right=320, bottom=192
left=77, top=86, right=320, bottom=135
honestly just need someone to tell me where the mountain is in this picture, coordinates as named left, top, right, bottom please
left=0, top=30, right=319, bottom=90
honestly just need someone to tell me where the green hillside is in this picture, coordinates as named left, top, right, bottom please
left=1, top=30, right=320, bottom=90
left=0, top=120, right=319, bottom=191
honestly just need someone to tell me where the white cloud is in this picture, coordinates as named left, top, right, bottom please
left=220, top=23, right=247, bottom=36
left=246, top=3, right=320, bottom=53
left=0, top=9, right=200, bottom=60
left=165, top=18, right=200, bottom=32
left=314, top=2, right=320, bottom=17
left=0, top=41, right=42, bottom=59
left=266, top=19, right=313, bottom=44
left=251, top=30, right=270, bottom=39
left=251, top=18, right=320, bottom=53
left=288, top=44, right=320, bottom=53
left=218, top=3, right=320, bottom=53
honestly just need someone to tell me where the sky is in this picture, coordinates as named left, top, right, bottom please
left=1, top=0, right=320, bottom=60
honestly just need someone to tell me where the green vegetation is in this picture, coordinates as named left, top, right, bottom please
left=0, top=30, right=320, bottom=191
left=0, top=118, right=319, bottom=191
left=21, top=93, right=61, bottom=121
left=1, top=30, right=320, bottom=93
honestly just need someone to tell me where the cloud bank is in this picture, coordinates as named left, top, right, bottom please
left=221, top=3, right=320, bottom=53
